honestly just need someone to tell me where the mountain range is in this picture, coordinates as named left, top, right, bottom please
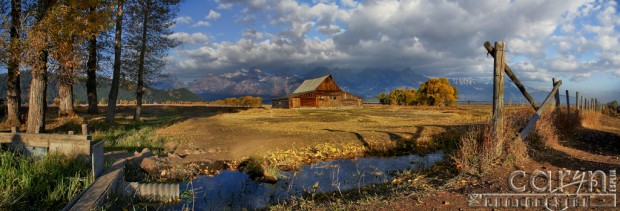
left=0, top=72, right=204, bottom=104
left=155, top=67, right=551, bottom=103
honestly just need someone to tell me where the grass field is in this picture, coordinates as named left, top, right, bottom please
left=3, top=104, right=619, bottom=209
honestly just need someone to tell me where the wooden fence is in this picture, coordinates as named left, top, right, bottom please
left=484, top=41, right=602, bottom=142
left=0, top=124, right=105, bottom=179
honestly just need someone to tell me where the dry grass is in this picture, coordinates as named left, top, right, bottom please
left=578, top=110, right=601, bottom=128
left=453, top=109, right=531, bottom=176
left=156, top=105, right=490, bottom=164
left=453, top=105, right=605, bottom=176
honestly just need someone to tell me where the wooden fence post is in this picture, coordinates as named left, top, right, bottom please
left=484, top=42, right=539, bottom=110
left=516, top=80, right=562, bottom=141
left=82, top=124, right=90, bottom=136
left=492, top=42, right=505, bottom=139
left=576, top=92, right=580, bottom=111
left=553, top=78, right=560, bottom=109
left=566, top=90, right=570, bottom=115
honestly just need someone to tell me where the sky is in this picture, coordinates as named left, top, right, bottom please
left=161, top=0, right=616, bottom=102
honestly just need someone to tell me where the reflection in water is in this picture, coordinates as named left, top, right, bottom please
left=173, top=151, right=444, bottom=210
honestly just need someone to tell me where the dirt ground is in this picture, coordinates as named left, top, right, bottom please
left=155, top=105, right=491, bottom=161
left=384, top=114, right=620, bottom=210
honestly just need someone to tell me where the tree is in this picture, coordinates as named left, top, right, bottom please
left=389, top=88, right=416, bottom=106
left=376, top=92, right=390, bottom=105
left=106, top=0, right=124, bottom=122
left=612, top=100, right=618, bottom=110
left=4, top=0, right=22, bottom=126
left=25, top=0, right=52, bottom=133
left=415, top=78, right=458, bottom=106
left=86, top=6, right=98, bottom=114
left=124, top=0, right=180, bottom=121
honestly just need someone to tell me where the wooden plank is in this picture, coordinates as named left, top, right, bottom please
left=492, top=42, right=505, bottom=138
left=69, top=158, right=127, bottom=211
left=0, top=133, right=90, bottom=144
left=91, top=141, right=105, bottom=179
left=566, top=90, right=570, bottom=115
left=484, top=41, right=539, bottom=110
left=515, top=80, right=562, bottom=141
left=553, top=78, right=560, bottom=109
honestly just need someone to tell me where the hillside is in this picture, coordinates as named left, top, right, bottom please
left=0, top=72, right=204, bottom=104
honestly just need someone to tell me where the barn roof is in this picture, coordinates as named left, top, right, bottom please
left=292, top=75, right=331, bottom=94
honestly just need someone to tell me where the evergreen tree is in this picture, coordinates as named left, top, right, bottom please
left=123, top=0, right=180, bottom=121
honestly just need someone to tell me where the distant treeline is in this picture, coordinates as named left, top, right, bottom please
left=376, top=78, right=459, bottom=106
left=97, top=96, right=263, bottom=107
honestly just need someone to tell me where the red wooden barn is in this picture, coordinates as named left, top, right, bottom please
left=272, top=75, right=362, bottom=109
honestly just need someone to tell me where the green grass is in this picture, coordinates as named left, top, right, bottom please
left=0, top=150, right=92, bottom=209
left=91, top=119, right=170, bottom=154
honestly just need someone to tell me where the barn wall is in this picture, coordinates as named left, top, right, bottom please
left=315, top=77, right=341, bottom=92
left=298, top=92, right=317, bottom=107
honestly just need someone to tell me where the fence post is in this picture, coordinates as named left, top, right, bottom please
left=576, top=92, right=579, bottom=111
left=566, top=90, right=570, bottom=115
left=492, top=42, right=505, bottom=140
left=483, top=41, right=539, bottom=110
left=580, top=95, right=583, bottom=110
left=553, top=78, right=560, bottom=109
left=82, top=124, right=90, bottom=136
left=595, top=98, right=599, bottom=112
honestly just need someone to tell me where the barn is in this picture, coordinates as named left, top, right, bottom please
left=272, top=75, right=362, bottom=109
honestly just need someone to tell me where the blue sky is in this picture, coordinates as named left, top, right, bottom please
left=166, top=0, right=620, bottom=102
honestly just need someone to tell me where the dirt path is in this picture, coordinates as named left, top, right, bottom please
left=387, top=114, right=620, bottom=210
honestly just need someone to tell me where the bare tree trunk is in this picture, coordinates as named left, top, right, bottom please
left=87, top=35, right=98, bottom=114
left=27, top=0, right=50, bottom=133
left=5, top=0, right=21, bottom=126
left=106, top=0, right=123, bottom=122
left=58, top=66, right=76, bottom=117
left=134, top=0, right=149, bottom=121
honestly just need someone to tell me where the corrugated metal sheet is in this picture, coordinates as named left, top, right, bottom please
left=292, top=75, right=330, bottom=94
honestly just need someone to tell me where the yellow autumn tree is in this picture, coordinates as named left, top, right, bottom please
left=415, top=78, right=458, bottom=106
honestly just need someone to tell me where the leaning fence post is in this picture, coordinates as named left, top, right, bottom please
left=553, top=78, right=560, bottom=109
left=516, top=80, right=562, bottom=141
left=492, top=42, right=505, bottom=140
left=566, top=90, right=570, bottom=115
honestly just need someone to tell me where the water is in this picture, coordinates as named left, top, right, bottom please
left=173, top=151, right=444, bottom=210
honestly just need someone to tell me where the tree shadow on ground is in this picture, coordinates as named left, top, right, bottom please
left=557, top=126, right=620, bottom=156
left=527, top=127, right=620, bottom=171
left=323, top=124, right=476, bottom=156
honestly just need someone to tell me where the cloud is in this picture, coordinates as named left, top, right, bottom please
left=169, top=32, right=209, bottom=44
left=168, top=0, right=620, bottom=87
left=173, top=16, right=193, bottom=25
left=192, top=20, right=211, bottom=27
left=206, top=10, right=221, bottom=20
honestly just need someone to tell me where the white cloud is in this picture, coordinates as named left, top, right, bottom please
left=169, top=32, right=209, bottom=44
left=169, top=0, right=620, bottom=86
left=206, top=10, right=221, bottom=20
left=173, top=16, right=193, bottom=25
left=192, top=20, right=211, bottom=27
